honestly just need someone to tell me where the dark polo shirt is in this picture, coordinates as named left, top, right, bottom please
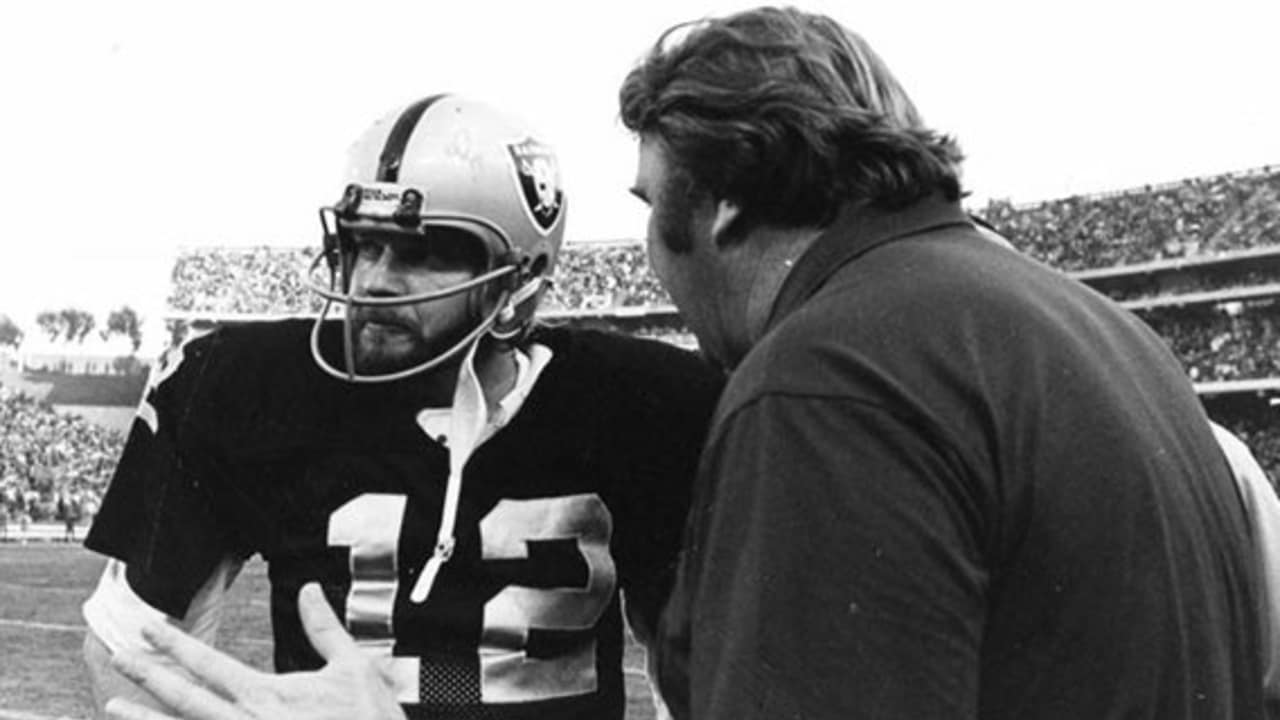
left=659, top=196, right=1264, bottom=719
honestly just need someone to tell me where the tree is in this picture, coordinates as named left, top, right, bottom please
left=36, top=310, right=61, bottom=342
left=0, top=315, right=22, bottom=348
left=57, top=308, right=95, bottom=343
left=105, top=306, right=143, bottom=353
left=36, top=307, right=97, bottom=343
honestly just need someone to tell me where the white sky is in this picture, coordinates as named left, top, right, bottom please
left=2, top=0, right=1279, bottom=338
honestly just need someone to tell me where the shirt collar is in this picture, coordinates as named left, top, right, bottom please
left=766, top=194, right=973, bottom=334
left=416, top=341, right=552, bottom=454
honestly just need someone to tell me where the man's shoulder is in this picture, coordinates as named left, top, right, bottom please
left=186, top=318, right=312, bottom=362
left=528, top=326, right=723, bottom=423
left=726, top=235, right=1056, bottom=406
left=157, top=319, right=332, bottom=435
left=534, top=325, right=719, bottom=383
left=170, top=319, right=315, bottom=385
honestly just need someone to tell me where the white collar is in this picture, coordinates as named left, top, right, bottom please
left=408, top=340, right=553, bottom=604
left=415, top=341, right=552, bottom=453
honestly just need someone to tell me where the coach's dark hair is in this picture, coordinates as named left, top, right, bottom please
left=619, top=6, right=964, bottom=247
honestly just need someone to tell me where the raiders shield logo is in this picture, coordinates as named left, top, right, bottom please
left=507, top=138, right=564, bottom=234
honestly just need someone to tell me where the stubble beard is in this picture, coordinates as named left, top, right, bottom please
left=351, top=315, right=478, bottom=376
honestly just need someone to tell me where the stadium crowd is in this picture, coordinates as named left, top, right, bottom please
left=0, top=385, right=120, bottom=530
left=982, top=165, right=1280, bottom=271
left=168, top=246, right=326, bottom=315
left=7, top=165, right=1280, bottom=535
left=1146, top=307, right=1280, bottom=383
left=166, top=167, right=1280, bottom=316
left=543, top=243, right=671, bottom=310
left=167, top=244, right=675, bottom=316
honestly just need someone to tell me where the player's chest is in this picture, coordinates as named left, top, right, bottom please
left=224, top=428, right=614, bottom=548
left=240, top=442, right=625, bottom=707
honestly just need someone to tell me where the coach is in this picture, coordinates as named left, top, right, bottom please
left=620, top=6, right=1267, bottom=718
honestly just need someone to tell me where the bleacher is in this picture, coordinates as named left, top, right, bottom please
left=0, top=387, right=112, bottom=529
left=8, top=164, right=1280, bottom=518
left=168, top=165, right=1280, bottom=479
left=982, top=165, right=1280, bottom=271
left=162, top=242, right=687, bottom=344
left=162, top=166, right=1280, bottom=375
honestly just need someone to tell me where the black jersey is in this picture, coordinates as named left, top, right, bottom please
left=86, top=320, right=722, bottom=720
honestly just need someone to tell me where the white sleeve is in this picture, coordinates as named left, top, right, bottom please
left=1210, top=421, right=1280, bottom=698
left=82, top=556, right=242, bottom=654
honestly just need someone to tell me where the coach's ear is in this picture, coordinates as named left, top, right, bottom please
left=710, top=199, right=743, bottom=248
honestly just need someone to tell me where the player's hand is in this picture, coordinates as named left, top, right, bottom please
left=103, top=583, right=406, bottom=720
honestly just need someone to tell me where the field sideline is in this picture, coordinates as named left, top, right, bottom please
left=0, top=543, right=658, bottom=719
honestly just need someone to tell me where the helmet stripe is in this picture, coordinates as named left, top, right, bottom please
left=376, top=94, right=448, bottom=182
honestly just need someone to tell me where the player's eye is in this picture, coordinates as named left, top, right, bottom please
left=394, top=241, right=432, bottom=266
left=414, top=229, right=485, bottom=273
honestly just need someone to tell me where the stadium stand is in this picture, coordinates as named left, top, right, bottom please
left=8, top=164, right=1279, bottom=525
left=544, top=242, right=671, bottom=310
left=981, top=165, right=1280, bottom=271
left=164, top=242, right=676, bottom=316
left=0, top=385, right=117, bottom=530
left=161, top=167, right=1280, bottom=315
left=1143, top=304, right=1280, bottom=382
left=168, top=246, right=327, bottom=315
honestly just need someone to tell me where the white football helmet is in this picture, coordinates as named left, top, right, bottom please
left=310, top=94, right=567, bottom=382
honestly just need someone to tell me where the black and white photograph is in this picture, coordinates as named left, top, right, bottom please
left=2, top=1, right=1279, bottom=718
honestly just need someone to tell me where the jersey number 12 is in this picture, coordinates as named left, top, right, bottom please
left=328, top=492, right=617, bottom=704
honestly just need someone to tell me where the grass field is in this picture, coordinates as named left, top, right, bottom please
left=20, top=372, right=147, bottom=408
left=0, top=543, right=658, bottom=719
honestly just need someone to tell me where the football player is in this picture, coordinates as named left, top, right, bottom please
left=82, top=94, right=722, bottom=720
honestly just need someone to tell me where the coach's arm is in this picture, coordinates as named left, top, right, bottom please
left=86, top=625, right=170, bottom=716
left=101, top=583, right=406, bottom=720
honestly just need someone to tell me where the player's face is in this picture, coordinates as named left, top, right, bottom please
left=346, top=229, right=485, bottom=374
left=632, top=137, right=736, bottom=368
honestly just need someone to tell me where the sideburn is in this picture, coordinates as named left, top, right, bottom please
left=657, top=170, right=710, bottom=254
